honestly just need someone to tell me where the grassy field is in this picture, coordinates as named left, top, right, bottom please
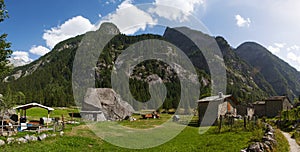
left=23, top=107, right=79, bottom=120
left=2, top=124, right=254, bottom=151
left=1, top=108, right=290, bottom=151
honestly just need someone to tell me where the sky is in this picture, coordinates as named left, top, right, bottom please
left=1, top=0, right=300, bottom=71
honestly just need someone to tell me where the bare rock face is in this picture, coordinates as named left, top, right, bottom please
left=81, top=88, right=134, bottom=121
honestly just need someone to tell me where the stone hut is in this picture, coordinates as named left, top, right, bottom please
left=236, top=103, right=254, bottom=119
left=253, top=96, right=293, bottom=118
left=197, top=93, right=237, bottom=125
left=265, top=96, right=292, bottom=118
left=253, top=101, right=266, bottom=118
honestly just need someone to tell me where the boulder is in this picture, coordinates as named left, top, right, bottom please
left=60, top=131, right=64, bottom=136
left=81, top=88, right=135, bottom=121
left=24, top=134, right=30, bottom=141
left=247, top=142, right=263, bottom=152
left=24, top=134, right=38, bottom=142
left=38, top=133, right=47, bottom=141
left=0, top=139, right=5, bottom=146
left=262, top=136, right=277, bottom=146
left=6, top=137, right=14, bottom=144
left=16, top=137, right=27, bottom=144
left=30, top=135, right=38, bottom=141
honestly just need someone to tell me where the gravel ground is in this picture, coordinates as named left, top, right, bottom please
left=281, top=131, right=300, bottom=152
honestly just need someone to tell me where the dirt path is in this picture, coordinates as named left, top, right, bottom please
left=281, top=131, right=300, bottom=152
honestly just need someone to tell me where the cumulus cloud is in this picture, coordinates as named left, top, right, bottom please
left=267, top=43, right=286, bottom=54
left=9, top=51, right=33, bottom=67
left=287, top=45, right=300, bottom=51
left=287, top=52, right=300, bottom=63
left=29, top=45, right=51, bottom=56
left=43, top=16, right=95, bottom=49
left=274, top=43, right=286, bottom=48
left=105, top=0, right=118, bottom=5
left=267, top=46, right=281, bottom=54
left=148, top=0, right=205, bottom=22
left=100, top=0, right=157, bottom=35
left=235, top=14, right=251, bottom=27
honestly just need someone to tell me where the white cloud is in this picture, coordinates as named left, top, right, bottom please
left=105, top=0, right=118, bottom=5
left=29, top=45, right=50, bottom=56
left=274, top=43, right=286, bottom=48
left=235, top=14, right=251, bottom=27
left=9, top=51, right=33, bottom=67
left=100, top=0, right=157, bottom=35
left=287, top=52, right=300, bottom=63
left=267, top=46, right=281, bottom=54
left=148, top=0, right=205, bottom=22
left=287, top=45, right=300, bottom=51
left=267, top=43, right=286, bottom=54
left=43, top=16, right=95, bottom=48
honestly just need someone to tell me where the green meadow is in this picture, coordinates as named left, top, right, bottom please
left=1, top=108, right=289, bottom=152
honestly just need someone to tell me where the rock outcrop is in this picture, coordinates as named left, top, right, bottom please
left=81, top=88, right=134, bottom=121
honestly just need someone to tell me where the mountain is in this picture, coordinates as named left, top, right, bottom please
left=236, top=42, right=300, bottom=100
left=163, top=27, right=275, bottom=102
left=1, top=24, right=299, bottom=108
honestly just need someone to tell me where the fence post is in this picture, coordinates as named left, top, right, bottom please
left=244, top=116, right=247, bottom=130
left=230, top=116, right=233, bottom=131
left=219, top=115, right=222, bottom=133
left=62, top=114, right=65, bottom=130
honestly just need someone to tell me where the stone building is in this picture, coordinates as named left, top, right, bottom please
left=236, top=103, right=254, bottom=119
left=253, top=101, right=266, bottom=118
left=197, top=93, right=237, bottom=125
left=253, top=96, right=293, bottom=118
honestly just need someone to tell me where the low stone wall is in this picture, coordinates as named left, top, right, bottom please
left=241, top=123, right=277, bottom=152
left=0, top=131, right=64, bottom=146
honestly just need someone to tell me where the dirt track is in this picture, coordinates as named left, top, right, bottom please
left=281, top=131, right=300, bottom=152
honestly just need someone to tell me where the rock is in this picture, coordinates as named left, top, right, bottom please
left=2, top=132, right=8, bottom=136
left=60, top=131, right=64, bottom=136
left=6, top=137, right=14, bottom=144
left=24, top=134, right=38, bottom=142
left=16, top=137, right=27, bottom=144
left=0, top=139, right=5, bottom=146
left=30, top=135, right=38, bottom=141
left=262, top=142, right=271, bottom=151
left=247, top=142, right=263, bottom=152
left=24, top=134, right=30, bottom=141
left=38, top=133, right=47, bottom=141
left=262, top=136, right=277, bottom=146
left=81, top=88, right=135, bottom=121
left=266, top=131, right=274, bottom=138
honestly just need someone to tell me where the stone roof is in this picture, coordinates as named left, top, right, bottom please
left=264, top=96, right=287, bottom=101
left=253, top=101, right=265, bottom=105
left=197, top=94, right=232, bottom=103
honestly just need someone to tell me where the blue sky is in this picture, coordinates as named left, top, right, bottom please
left=1, top=0, right=300, bottom=71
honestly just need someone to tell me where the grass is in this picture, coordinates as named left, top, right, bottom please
left=294, top=132, right=300, bottom=145
left=119, top=114, right=172, bottom=129
left=1, top=114, right=257, bottom=151
left=274, top=129, right=290, bottom=152
left=22, top=107, right=79, bottom=120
